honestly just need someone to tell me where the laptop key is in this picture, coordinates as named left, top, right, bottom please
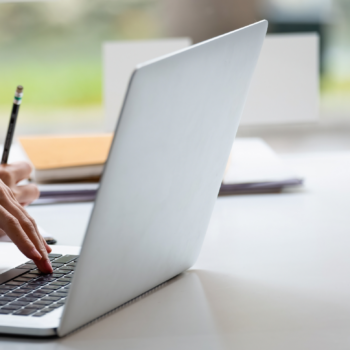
left=37, top=277, right=56, bottom=283
left=53, top=255, right=78, bottom=264
left=17, top=289, right=32, bottom=295
left=44, top=285, right=61, bottom=290
left=53, top=271, right=68, bottom=276
left=27, top=292, right=47, bottom=298
left=8, top=294, right=26, bottom=300
left=14, top=277, right=33, bottom=282
left=22, top=273, right=38, bottom=279
left=39, top=288, right=54, bottom=294
left=25, top=286, right=40, bottom=291
left=33, top=312, right=47, bottom=317
left=57, top=278, right=71, bottom=283
left=48, top=254, right=62, bottom=259
left=18, top=297, right=38, bottom=302
left=34, top=300, right=53, bottom=306
left=1, top=305, right=22, bottom=310
left=24, top=287, right=39, bottom=293
left=13, top=308, right=36, bottom=316
left=40, top=308, right=54, bottom=313
left=27, top=282, right=43, bottom=287
left=0, top=285, right=17, bottom=290
left=35, top=275, right=52, bottom=281
left=32, top=301, right=49, bottom=307
left=50, top=281, right=69, bottom=287
left=52, top=273, right=65, bottom=277
left=5, top=281, right=25, bottom=286
left=16, top=264, right=36, bottom=270
left=29, top=280, right=48, bottom=285
left=10, top=301, right=30, bottom=306
left=29, top=284, right=48, bottom=289
left=29, top=287, right=48, bottom=292
left=51, top=262, right=64, bottom=267
left=25, top=304, right=44, bottom=310
left=18, top=284, right=33, bottom=289
left=42, top=296, right=61, bottom=302
left=30, top=284, right=48, bottom=289
left=0, top=309, right=13, bottom=314
left=1, top=297, right=16, bottom=302
left=6, top=292, right=27, bottom=298
left=59, top=266, right=74, bottom=271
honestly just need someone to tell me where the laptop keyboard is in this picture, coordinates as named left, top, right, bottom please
left=0, top=254, right=78, bottom=317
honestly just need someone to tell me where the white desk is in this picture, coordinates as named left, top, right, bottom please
left=1, top=151, right=350, bottom=349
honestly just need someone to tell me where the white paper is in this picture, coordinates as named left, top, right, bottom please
left=223, top=138, right=299, bottom=184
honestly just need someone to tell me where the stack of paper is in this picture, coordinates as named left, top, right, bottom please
left=0, top=137, right=303, bottom=205
left=29, top=138, right=302, bottom=205
left=18, top=134, right=113, bottom=183
left=35, top=183, right=98, bottom=205
left=220, top=138, right=303, bottom=195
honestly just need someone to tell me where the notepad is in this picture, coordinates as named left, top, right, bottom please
left=19, top=134, right=113, bottom=183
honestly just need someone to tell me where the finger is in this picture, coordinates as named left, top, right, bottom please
left=0, top=191, right=52, bottom=273
left=43, top=237, right=52, bottom=253
left=30, top=217, right=52, bottom=254
left=33, top=254, right=53, bottom=274
left=0, top=205, right=42, bottom=261
left=13, top=199, right=52, bottom=255
left=7, top=188, right=51, bottom=254
left=0, top=162, right=32, bottom=186
left=13, top=184, right=40, bottom=206
left=0, top=228, right=6, bottom=237
left=14, top=205, right=52, bottom=272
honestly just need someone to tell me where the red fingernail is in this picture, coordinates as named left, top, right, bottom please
left=30, top=248, right=42, bottom=260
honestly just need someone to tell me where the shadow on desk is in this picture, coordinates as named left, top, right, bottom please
left=0, top=271, right=349, bottom=349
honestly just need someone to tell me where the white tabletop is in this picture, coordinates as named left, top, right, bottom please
left=1, top=150, right=350, bottom=349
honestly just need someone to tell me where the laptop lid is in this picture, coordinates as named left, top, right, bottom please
left=58, top=20, right=268, bottom=336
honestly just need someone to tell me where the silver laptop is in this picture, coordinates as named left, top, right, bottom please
left=0, top=20, right=267, bottom=337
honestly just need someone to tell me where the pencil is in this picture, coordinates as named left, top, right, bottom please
left=1, top=85, right=23, bottom=165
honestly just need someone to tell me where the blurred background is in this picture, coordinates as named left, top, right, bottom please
left=0, top=0, right=349, bottom=151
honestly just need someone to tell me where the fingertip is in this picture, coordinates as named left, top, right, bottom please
left=44, top=259, right=53, bottom=274
left=35, top=258, right=53, bottom=274
left=18, top=161, right=33, bottom=176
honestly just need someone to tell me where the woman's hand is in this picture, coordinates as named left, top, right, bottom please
left=0, top=162, right=39, bottom=206
left=0, top=162, right=52, bottom=273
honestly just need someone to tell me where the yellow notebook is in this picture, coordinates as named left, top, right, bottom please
left=19, top=134, right=113, bottom=183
